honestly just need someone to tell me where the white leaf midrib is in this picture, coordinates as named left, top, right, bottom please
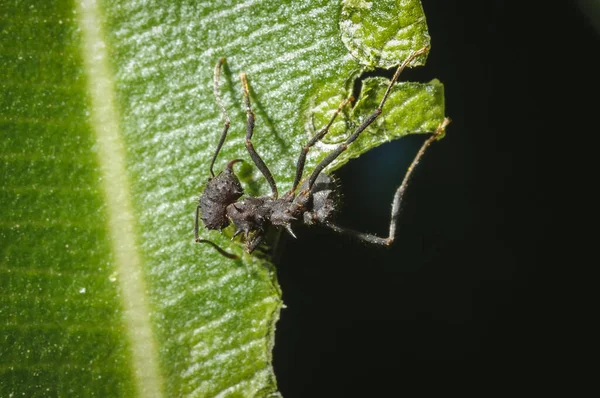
left=76, top=1, right=164, bottom=396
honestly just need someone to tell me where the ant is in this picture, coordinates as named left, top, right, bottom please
left=194, top=46, right=449, bottom=255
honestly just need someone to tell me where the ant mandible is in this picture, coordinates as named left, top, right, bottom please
left=194, top=47, right=449, bottom=254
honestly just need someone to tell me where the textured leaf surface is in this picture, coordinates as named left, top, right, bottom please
left=1, top=0, right=444, bottom=396
left=340, top=0, right=430, bottom=67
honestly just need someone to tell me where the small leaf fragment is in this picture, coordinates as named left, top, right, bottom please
left=340, top=0, right=431, bottom=68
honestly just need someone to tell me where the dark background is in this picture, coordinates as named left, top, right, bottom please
left=273, top=1, right=597, bottom=396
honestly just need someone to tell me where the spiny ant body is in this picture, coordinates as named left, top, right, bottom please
left=195, top=49, right=449, bottom=255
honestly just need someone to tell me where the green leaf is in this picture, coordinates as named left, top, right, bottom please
left=340, top=0, right=431, bottom=68
left=1, top=0, right=445, bottom=397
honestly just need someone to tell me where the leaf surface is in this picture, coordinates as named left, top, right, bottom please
left=0, top=0, right=444, bottom=396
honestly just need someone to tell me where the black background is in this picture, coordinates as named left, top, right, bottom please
left=273, top=1, right=597, bottom=396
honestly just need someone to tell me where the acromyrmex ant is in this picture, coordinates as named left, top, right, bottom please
left=194, top=46, right=450, bottom=255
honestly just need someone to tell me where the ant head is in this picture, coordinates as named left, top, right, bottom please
left=199, top=159, right=244, bottom=230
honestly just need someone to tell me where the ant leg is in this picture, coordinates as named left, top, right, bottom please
left=194, top=204, right=201, bottom=241
left=208, top=58, right=231, bottom=177
left=196, top=239, right=240, bottom=260
left=324, top=117, right=450, bottom=246
left=240, top=73, right=279, bottom=198
left=306, top=46, right=430, bottom=190
left=286, top=96, right=354, bottom=198
left=246, top=233, right=264, bottom=254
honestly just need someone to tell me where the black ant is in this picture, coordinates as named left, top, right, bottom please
left=194, top=47, right=449, bottom=255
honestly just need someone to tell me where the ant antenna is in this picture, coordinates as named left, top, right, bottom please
left=208, top=58, right=231, bottom=177
left=240, top=73, right=279, bottom=198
